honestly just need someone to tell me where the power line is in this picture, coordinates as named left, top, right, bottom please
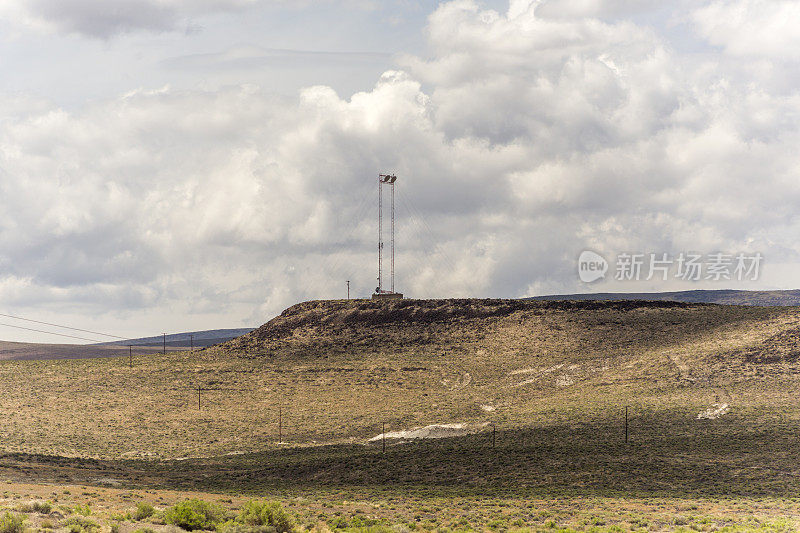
left=0, top=322, right=104, bottom=343
left=0, top=312, right=127, bottom=340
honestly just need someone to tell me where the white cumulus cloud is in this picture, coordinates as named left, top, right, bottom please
left=692, top=0, right=800, bottom=58
left=0, top=0, right=276, bottom=37
left=1, top=0, right=800, bottom=338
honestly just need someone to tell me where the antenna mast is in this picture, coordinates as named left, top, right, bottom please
left=378, top=174, right=382, bottom=292
left=391, top=177, right=395, bottom=293
left=374, top=174, right=403, bottom=300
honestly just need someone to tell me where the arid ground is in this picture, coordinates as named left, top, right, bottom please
left=2, top=299, right=800, bottom=531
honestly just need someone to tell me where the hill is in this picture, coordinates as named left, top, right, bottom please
left=529, top=288, right=800, bottom=306
left=0, top=327, right=254, bottom=361
left=2, top=297, right=800, bottom=460
left=97, top=328, right=255, bottom=348
left=222, top=297, right=798, bottom=370
left=0, top=340, right=170, bottom=361
left=1, top=298, right=800, bottom=529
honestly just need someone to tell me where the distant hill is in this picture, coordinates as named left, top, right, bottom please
left=0, top=340, right=169, bottom=361
left=0, top=328, right=255, bottom=361
left=528, top=289, right=800, bottom=306
left=97, top=328, right=255, bottom=348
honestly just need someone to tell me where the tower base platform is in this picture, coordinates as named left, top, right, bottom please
left=372, top=292, right=404, bottom=300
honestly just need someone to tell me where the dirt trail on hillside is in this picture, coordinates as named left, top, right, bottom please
left=668, top=353, right=692, bottom=381
left=715, top=387, right=733, bottom=404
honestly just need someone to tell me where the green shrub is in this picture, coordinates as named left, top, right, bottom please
left=0, top=512, right=25, bottom=533
left=348, top=516, right=383, bottom=529
left=133, top=502, right=155, bottom=521
left=486, top=519, right=506, bottom=530
left=73, top=504, right=91, bottom=517
left=63, top=516, right=100, bottom=533
left=110, top=524, right=120, bottom=533
left=40, top=520, right=54, bottom=530
left=238, top=501, right=293, bottom=533
left=340, top=527, right=393, bottom=533
left=13, top=501, right=50, bottom=514
left=33, top=501, right=52, bottom=514
left=132, top=528, right=156, bottom=533
left=328, top=516, right=349, bottom=530
left=164, top=499, right=224, bottom=531
left=218, top=521, right=274, bottom=533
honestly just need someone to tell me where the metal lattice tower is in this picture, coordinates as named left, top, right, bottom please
left=391, top=178, right=395, bottom=293
left=377, top=173, right=397, bottom=294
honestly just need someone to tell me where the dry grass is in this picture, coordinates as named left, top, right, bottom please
left=0, top=481, right=795, bottom=533
left=0, top=299, right=798, bottom=459
left=1, top=299, right=800, bottom=529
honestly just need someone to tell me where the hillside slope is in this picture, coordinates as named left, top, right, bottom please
left=1, top=298, right=800, bottom=458
left=222, top=297, right=800, bottom=377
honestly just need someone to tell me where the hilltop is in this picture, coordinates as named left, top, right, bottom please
left=221, top=297, right=800, bottom=372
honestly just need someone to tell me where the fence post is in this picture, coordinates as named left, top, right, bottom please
left=625, top=406, right=628, bottom=443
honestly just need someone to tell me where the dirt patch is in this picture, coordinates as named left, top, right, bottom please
left=369, top=423, right=488, bottom=442
left=697, top=403, right=730, bottom=420
left=442, top=372, right=471, bottom=390
left=556, top=375, right=575, bottom=387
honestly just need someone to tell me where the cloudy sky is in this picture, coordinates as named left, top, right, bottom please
left=1, top=0, right=799, bottom=342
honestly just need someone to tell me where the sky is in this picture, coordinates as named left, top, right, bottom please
left=1, top=0, right=800, bottom=343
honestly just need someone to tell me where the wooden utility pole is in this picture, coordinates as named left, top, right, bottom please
left=162, top=333, right=166, bottom=354
left=347, top=281, right=350, bottom=300
left=129, top=345, right=132, bottom=368
left=190, top=334, right=194, bottom=352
